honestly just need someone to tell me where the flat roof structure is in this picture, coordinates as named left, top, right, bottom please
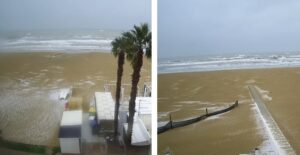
left=59, top=110, right=82, bottom=138
left=95, top=92, right=115, bottom=122
left=60, top=110, right=82, bottom=126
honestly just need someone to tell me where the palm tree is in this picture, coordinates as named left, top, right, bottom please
left=111, top=36, right=126, bottom=136
left=124, top=23, right=151, bottom=142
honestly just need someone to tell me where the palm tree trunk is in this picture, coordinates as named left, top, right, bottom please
left=127, top=49, right=144, bottom=142
left=114, top=50, right=125, bottom=136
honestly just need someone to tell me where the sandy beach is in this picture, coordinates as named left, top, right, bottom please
left=0, top=52, right=151, bottom=147
left=158, top=67, right=300, bottom=154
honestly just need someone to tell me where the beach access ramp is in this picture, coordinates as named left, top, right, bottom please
left=123, top=97, right=152, bottom=146
left=248, top=85, right=296, bottom=155
left=124, top=115, right=151, bottom=146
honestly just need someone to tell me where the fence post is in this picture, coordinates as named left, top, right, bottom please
left=169, top=114, right=173, bottom=129
left=235, top=100, right=238, bottom=106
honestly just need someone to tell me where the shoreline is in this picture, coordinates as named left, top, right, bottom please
left=0, top=50, right=111, bottom=54
left=158, top=65, right=300, bottom=75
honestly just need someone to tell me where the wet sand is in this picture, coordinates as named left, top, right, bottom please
left=0, top=52, right=150, bottom=147
left=158, top=67, right=300, bottom=154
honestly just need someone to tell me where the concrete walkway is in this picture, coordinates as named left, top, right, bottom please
left=248, top=85, right=296, bottom=155
left=81, top=113, right=107, bottom=155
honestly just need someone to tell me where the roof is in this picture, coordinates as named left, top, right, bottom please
left=95, top=92, right=115, bottom=121
left=135, top=97, right=151, bottom=115
left=59, top=125, right=81, bottom=138
left=60, top=110, right=82, bottom=126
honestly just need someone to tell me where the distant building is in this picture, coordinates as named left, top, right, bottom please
left=59, top=110, right=82, bottom=154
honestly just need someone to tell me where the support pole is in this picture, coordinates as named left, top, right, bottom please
left=169, top=114, right=173, bottom=129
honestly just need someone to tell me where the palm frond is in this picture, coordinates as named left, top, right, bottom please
left=111, top=23, right=151, bottom=66
left=111, top=37, right=122, bottom=57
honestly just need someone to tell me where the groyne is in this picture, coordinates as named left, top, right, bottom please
left=158, top=100, right=239, bottom=134
left=248, top=85, right=296, bottom=155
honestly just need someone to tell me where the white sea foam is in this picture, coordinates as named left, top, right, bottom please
left=157, top=108, right=181, bottom=120
left=84, top=80, right=96, bottom=86
left=0, top=29, right=119, bottom=52
left=255, top=86, right=272, bottom=101
left=205, top=112, right=227, bottom=121
left=176, top=101, right=214, bottom=105
left=159, top=54, right=300, bottom=73
left=0, top=39, right=112, bottom=51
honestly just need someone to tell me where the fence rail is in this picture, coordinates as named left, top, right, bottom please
left=158, top=100, right=239, bottom=134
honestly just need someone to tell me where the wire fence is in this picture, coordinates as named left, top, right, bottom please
left=158, top=100, right=239, bottom=134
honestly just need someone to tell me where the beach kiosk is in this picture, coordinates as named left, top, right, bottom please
left=95, top=92, right=115, bottom=131
left=124, top=97, right=151, bottom=146
left=59, top=110, right=82, bottom=154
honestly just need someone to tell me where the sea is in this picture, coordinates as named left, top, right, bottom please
left=158, top=52, right=300, bottom=74
left=0, top=29, right=121, bottom=52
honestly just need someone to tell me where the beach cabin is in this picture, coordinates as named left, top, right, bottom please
left=59, top=110, right=82, bottom=154
left=95, top=92, right=115, bottom=131
left=124, top=97, right=151, bottom=146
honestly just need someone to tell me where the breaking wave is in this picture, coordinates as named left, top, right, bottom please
left=159, top=54, right=300, bottom=73
left=0, top=29, right=120, bottom=52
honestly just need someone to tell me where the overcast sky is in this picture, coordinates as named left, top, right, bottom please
left=0, top=0, right=150, bottom=31
left=158, top=0, right=300, bottom=58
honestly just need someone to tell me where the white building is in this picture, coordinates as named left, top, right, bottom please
left=59, top=110, right=82, bottom=154
left=95, top=92, right=115, bottom=131
left=124, top=97, right=151, bottom=146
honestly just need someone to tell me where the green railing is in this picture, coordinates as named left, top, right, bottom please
left=0, top=137, right=61, bottom=155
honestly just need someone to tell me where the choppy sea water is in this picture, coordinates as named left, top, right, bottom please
left=0, top=29, right=121, bottom=52
left=159, top=53, right=300, bottom=74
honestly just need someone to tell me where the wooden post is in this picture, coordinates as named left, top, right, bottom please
left=169, top=114, right=172, bottom=128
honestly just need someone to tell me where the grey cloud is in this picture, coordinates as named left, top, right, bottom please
left=0, top=0, right=151, bottom=31
left=158, top=0, right=300, bottom=58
